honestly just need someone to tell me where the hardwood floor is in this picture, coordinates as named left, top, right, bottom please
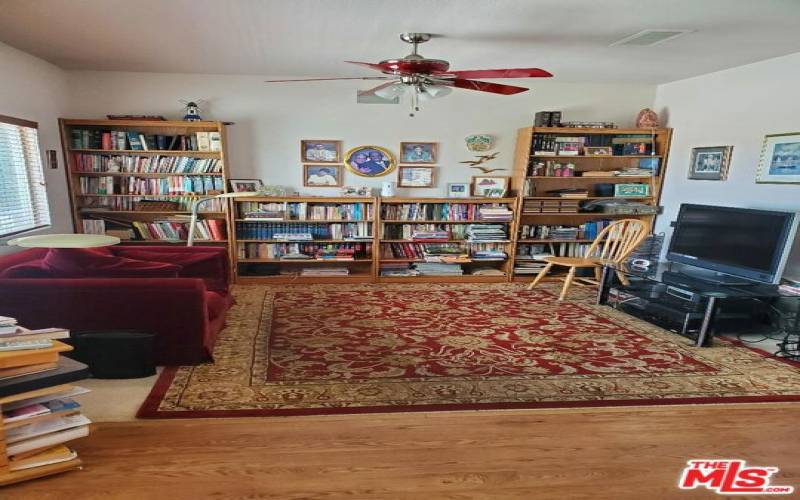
left=7, top=404, right=800, bottom=499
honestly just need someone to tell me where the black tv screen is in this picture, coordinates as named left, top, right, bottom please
left=668, top=204, right=797, bottom=283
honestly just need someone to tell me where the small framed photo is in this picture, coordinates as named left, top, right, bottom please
left=301, top=140, right=341, bottom=163
left=447, top=182, right=470, bottom=198
left=689, top=146, right=733, bottom=180
left=756, top=133, right=800, bottom=184
left=304, top=164, right=342, bottom=187
left=584, top=146, right=613, bottom=156
left=398, top=166, right=435, bottom=188
left=400, top=142, right=437, bottom=163
left=229, top=179, right=264, bottom=193
left=472, top=176, right=509, bottom=198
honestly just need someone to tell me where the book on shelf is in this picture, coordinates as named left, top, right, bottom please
left=0, top=340, right=54, bottom=352
left=380, top=263, right=420, bottom=277
left=381, top=202, right=507, bottom=222
left=73, top=154, right=222, bottom=174
left=8, top=445, right=78, bottom=472
left=0, top=341, right=72, bottom=370
left=413, top=262, right=464, bottom=276
left=465, top=224, right=508, bottom=242
left=130, top=218, right=226, bottom=242
left=0, top=327, right=69, bottom=343
left=6, top=414, right=91, bottom=444
left=3, top=396, right=80, bottom=424
left=6, top=424, right=90, bottom=456
left=71, top=128, right=215, bottom=152
left=79, top=174, right=224, bottom=196
left=0, top=362, right=59, bottom=381
left=236, top=222, right=372, bottom=241
left=300, top=267, right=350, bottom=277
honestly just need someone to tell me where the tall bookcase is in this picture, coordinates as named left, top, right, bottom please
left=376, top=197, right=518, bottom=283
left=58, top=119, right=231, bottom=246
left=510, top=127, right=672, bottom=281
left=231, top=196, right=378, bottom=284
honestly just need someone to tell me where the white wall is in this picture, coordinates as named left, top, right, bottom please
left=654, top=51, right=800, bottom=279
left=64, top=71, right=655, bottom=197
left=0, top=41, right=71, bottom=253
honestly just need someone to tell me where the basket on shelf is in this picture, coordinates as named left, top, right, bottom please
left=134, top=200, right=180, bottom=211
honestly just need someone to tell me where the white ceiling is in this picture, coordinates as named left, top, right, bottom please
left=1, top=0, right=800, bottom=84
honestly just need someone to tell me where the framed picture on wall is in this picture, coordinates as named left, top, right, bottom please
left=447, top=183, right=470, bottom=198
left=303, top=164, right=342, bottom=187
left=301, top=139, right=341, bottom=163
left=400, top=142, right=437, bottom=163
left=688, top=146, right=733, bottom=180
left=344, top=145, right=396, bottom=177
left=472, top=176, right=509, bottom=198
left=756, top=132, right=800, bottom=184
left=397, top=166, right=435, bottom=188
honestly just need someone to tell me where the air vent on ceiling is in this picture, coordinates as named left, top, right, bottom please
left=610, top=29, right=692, bottom=47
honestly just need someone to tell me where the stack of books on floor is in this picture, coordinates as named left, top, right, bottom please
left=478, top=206, right=514, bottom=221
left=300, top=267, right=350, bottom=277
left=0, top=318, right=91, bottom=486
left=465, top=224, right=508, bottom=242
left=423, top=245, right=470, bottom=263
left=471, top=249, right=507, bottom=261
left=412, top=263, right=464, bottom=276
left=379, top=264, right=419, bottom=277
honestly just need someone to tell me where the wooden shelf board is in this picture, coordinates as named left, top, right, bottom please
left=531, top=127, right=670, bottom=135
left=234, top=219, right=372, bottom=223
left=62, top=118, right=222, bottom=128
left=77, top=194, right=221, bottom=197
left=236, top=274, right=374, bottom=284
left=526, top=176, right=654, bottom=180
left=523, top=196, right=652, bottom=200
left=381, top=220, right=512, bottom=224
left=377, top=275, right=508, bottom=283
left=520, top=212, right=653, bottom=218
left=73, top=171, right=223, bottom=176
left=235, top=197, right=375, bottom=203
left=70, top=149, right=221, bottom=157
left=119, top=240, right=227, bottom=244
left=380, top=197, right=517, bottom=204
left=81, top=210, right=225, bottom=215
left=380, top=239, right=512, bottom=243
left=237, top=239, right=369, bottom=243
left=238, top=258, right=373, bottom=263
left=530, top=155, right=662, bottom=159
left=517, top=239, right=596, bottom=243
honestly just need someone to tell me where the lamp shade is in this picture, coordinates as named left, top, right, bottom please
left=374, top=82, right=407, bottom=100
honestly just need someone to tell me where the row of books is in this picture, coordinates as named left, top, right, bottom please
left=0, top=317, right=89, bottom=477
left=517, top=242, right=593, bottom=260
left=532, top=134, right=654, bottom=156
left=300, top=268, right=350, bottom=277
left=519, top=220, right=612, bottom=240
left=380, top=242, right=508, bottom=260
left=79, top=196, right=225, bottom=212
left=380, top=203, right=512, bottom=221
left=238, top=242, right=373, bottom=260
left=384, top=224, right=466, bottom=241
left=79, top=175, right=224, bottom=195
left=72, top=154, right=223, bottom=174
left=131, top=219, right=226, bottom=241
left=70, top=129, right=221, bottom=152
left=235, top=222, right=373, bottom=240
left=237, top=202, right=373, bottom=221
left=465, top=224, right=509, bottom=242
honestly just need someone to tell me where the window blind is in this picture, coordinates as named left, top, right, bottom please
left=0, top=118, right=51, bottom=238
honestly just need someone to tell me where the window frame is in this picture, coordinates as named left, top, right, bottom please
left=0, top=114, right=52, bottom=239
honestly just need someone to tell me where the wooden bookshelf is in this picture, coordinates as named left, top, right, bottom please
left=58, top=119, right=231, bottom=246
left=231, top=197, right=378, bottom=284
left=376, top=197, right=518, bottom=283
left=510, top=127, right=672, bottom=282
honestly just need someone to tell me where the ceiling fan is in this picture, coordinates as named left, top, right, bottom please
left=264, top=33, right=553, bottom=116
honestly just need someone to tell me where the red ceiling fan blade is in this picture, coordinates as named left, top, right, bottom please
left=441, top=68, right=553, bottom=79
left=345, top=61, right=390, bottom=73
left=445, top=79, right=529, bottom=95
left=264, top=76, right=391, bottom=83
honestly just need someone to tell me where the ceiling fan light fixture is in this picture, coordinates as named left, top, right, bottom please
left=374, top=82, right=406, bottom=99
left=418, top=84, right=452, bottom=102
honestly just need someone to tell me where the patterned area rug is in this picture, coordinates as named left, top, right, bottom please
left=138, top=284, right=800, bottom=418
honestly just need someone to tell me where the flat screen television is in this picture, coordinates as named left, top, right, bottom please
left=667, top=204, right=799, bottom=284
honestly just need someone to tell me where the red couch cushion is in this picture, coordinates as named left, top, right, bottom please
left=205, top=291, right=227, bottom=321
left=0, top=248, right=181, bottom=279
left=115, top=249, right=228, bottom=293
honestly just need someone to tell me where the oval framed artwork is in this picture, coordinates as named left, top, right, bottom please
left=344, top=145, right=396, bottom=177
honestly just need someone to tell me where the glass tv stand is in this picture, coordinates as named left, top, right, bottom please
left=597, top=261, right=799, bottom=347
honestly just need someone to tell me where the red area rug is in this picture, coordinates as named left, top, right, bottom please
left=138, top=284, right=800, bottom=418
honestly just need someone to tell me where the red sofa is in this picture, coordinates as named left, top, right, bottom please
left=0, top=246, right=233, bottom=366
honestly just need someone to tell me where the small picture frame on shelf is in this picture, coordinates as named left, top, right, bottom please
left=400, top=142, right=437, bottom=163
left=613, top=183, right=650, bottom=197
left=303, top=164, right=342, bottom=187
left=584, top=146, right=613, bottom=156
left=397, top=166, right=435, bottom=188
left=447, top=182, right=470, bottom=198
left=755, top=133, right=800, bottom=184
left=472, top=176, right=509, bottom=198
left=301, top=139, right=341, bottom=163
left=688, top=146, right=733, bottom=180
left=229, top=179, right=264, bottom=193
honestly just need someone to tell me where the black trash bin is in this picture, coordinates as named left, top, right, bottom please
left=66, top=330, right=156, bottom=379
